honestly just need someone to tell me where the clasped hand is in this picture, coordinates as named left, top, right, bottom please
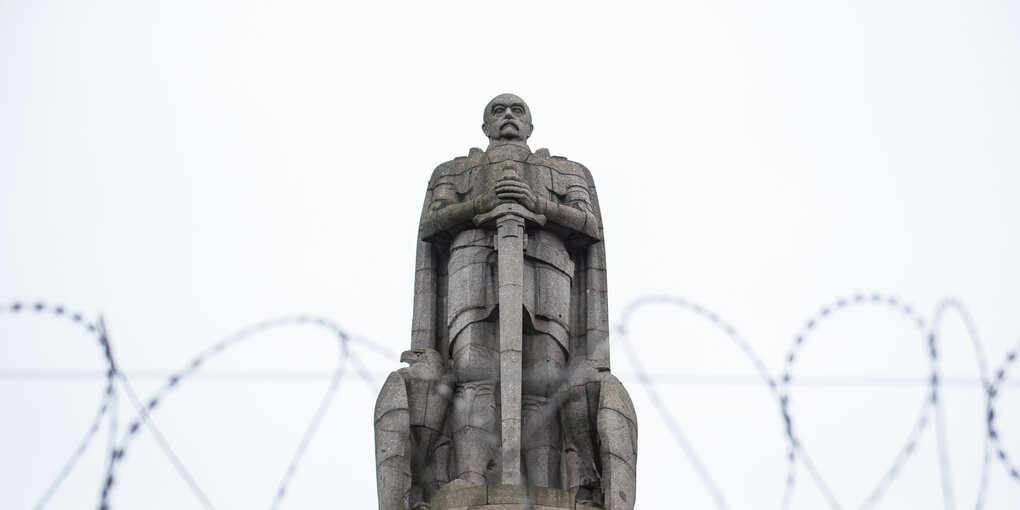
left=479, top=174, right=540, bottom=213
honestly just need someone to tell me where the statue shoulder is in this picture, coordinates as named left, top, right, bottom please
left=530, top=148, right=596, bottom=185
left=432, top=148, right=485, bottom=175
left=428, top=148, right=486, bottom=188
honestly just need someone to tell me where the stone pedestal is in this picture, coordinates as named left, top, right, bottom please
left=431, top=484, right=602, bottom=510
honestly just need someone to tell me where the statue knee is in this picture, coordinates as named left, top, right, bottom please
left=522, top=333, right=567, bottom=398
left=451, top=322, right=499, bottom=384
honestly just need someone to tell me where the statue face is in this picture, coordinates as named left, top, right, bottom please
left=482, top=94, right=533, bottom=142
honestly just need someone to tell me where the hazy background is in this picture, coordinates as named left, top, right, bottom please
left=2, top=0, right=1019, bottom=508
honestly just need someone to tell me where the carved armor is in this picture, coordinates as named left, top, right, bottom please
left=426, top=143, right=596, bottom=357
left=374, top=95, right=636, bottom=510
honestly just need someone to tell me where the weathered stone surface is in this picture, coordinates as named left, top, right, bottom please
left=375, top=94, right=637, bottom=510
left=432, top=484, right=572, bottom=510
left=375, top=372, right=411, bottom=510
left=432, top=481, right=487, bottom=509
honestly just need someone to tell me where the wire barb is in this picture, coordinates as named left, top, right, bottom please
left=2, top=295, right=1018, bottom=509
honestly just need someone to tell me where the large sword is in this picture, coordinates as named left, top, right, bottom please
left=473, top=167, right=546, bottom=486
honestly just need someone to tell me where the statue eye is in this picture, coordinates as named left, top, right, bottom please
left=512, top=106, right=524, bottom=115
left=493, top=106, right=505, bottom=115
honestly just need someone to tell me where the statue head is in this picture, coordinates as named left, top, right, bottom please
left=482, top=93, right=533, bottom=143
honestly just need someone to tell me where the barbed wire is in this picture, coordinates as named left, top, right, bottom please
left=930, top=298, right=992, bottom=510
left=989, top=337, right=1020, bottom=483
left=616, top=295, right=784, bottom=510
left=0, top=302, right=118, bottom=510
left=780, top=293, right=934, bottom=510
left=101, top=315, right=356, bottom=510
left=2, top=295, right=1018, bottom=509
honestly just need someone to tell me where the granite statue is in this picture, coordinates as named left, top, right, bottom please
left=375, top=94, right=637, bottom=510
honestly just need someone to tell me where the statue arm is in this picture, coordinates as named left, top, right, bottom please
left=493, top=169, right=601, bottom=244
left=535, top=183, right=602, bottom=245
left=420, top=181, right=498, bottom=242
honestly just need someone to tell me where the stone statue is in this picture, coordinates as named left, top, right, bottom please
left=375, top=94, right=637, bottom=510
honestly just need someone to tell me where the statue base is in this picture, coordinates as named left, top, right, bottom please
left=430, top=483, right=603, bottom=510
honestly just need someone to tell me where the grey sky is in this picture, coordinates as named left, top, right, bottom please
left=2, top=0, right=1019, bottom=508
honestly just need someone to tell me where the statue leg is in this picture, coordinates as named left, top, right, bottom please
left=561, top=368, right=602, bottom=503
left=596, top=373, right=638, bottom=510
left=450, top=321, right=500, bottom=486
left=521, top=332, right=566, bottom=488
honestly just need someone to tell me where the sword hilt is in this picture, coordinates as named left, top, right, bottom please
left=472, top=202, right=547, bottom=229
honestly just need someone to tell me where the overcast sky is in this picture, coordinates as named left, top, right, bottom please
left=2, top=0, right=1019, bottom=508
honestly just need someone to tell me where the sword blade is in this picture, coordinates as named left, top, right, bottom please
left=495, top=212, right=525, bottom=485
